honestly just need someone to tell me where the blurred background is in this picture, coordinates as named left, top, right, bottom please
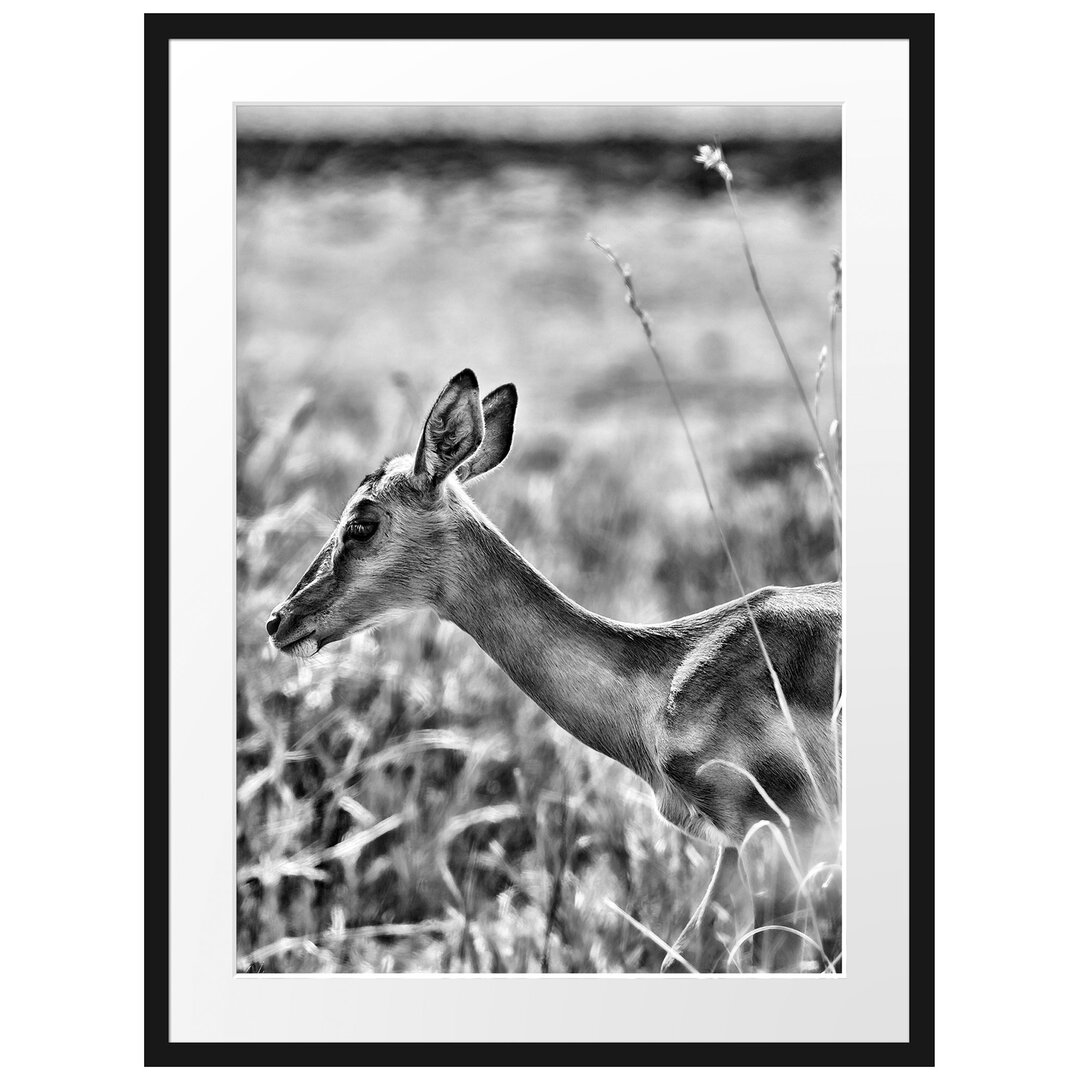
left=236, top=105, right=841, bottom=974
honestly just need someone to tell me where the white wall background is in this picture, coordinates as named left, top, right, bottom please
left=2, top=3, right=1077, bottom=1076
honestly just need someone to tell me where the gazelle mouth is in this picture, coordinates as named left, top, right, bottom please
left=277, top=632, right=320, bottom=659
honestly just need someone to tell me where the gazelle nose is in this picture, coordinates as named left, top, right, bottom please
left=266, top=612, right=282, bottom=637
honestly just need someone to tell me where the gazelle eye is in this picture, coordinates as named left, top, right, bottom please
left=344, top=518, right=378, bottom=544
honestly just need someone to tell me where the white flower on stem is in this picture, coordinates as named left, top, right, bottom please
left=693, top=144, right=733, bottom=181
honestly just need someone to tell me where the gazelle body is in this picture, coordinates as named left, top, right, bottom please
left=268, top=370, right=841, bottom=850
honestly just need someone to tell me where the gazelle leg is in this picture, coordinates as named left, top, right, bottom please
left=750, top=832, right=816, bottom=972
left=660, top=845, right=739, bottom=973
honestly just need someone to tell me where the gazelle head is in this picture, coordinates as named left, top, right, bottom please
left=266, top=369, right=517, bottom=657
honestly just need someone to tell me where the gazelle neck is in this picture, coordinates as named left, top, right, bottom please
left=436, top=505, right=669, bottom=779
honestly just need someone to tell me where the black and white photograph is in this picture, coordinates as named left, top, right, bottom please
left=236, top=103, right=844, bottom=975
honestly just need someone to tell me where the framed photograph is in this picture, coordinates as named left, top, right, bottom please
left=148, top=15, right=933, bottom=1066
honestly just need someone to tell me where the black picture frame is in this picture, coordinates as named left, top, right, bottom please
left=145, top=13, right=934, bottom=1067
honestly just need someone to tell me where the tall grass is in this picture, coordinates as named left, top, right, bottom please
left=584, top=142, right=843, bottom=973
left=236, top=145, right=841, bottom=973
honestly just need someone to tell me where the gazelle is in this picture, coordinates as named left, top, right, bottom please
left=268, top=369, right=841, bottom=857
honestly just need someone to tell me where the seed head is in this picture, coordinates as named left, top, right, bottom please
left=693, top=144, right=733, bottom=182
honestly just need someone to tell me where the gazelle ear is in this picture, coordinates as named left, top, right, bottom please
left=413, top=369, right=485, bottom=487
left=456, top=384, right=517, bottom=483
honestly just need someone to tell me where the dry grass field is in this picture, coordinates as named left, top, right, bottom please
left=236, top=130, right=842, bottom=974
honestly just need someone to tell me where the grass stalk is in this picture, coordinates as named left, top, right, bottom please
left=603, top=897, right=699, bottom=974
left=829, top=250, right=843, bottom=470
left=659, top=844, right=730, bottom=974
left=727, top=924, right=838, bottom=975
left=540, top=783, right=574, bottom=973
left=699, top=145, right=841, bottom=511
left=588, top=233, right=830, bottom=821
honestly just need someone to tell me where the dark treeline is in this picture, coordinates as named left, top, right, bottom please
left=237, top=136, right=841, bottom=200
